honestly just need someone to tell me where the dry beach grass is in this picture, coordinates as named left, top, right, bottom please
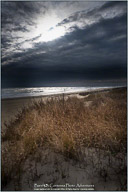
left=1, top=87, right=127, bottom=191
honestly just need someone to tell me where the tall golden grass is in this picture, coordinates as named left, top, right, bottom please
left=2, top=88, right=127, bottom=188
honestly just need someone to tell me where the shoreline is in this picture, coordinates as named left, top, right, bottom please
left=1, top=86, right=126, bottom=101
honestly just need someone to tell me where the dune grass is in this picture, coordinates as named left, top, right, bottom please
left=1, top=88, right=127, bottom=189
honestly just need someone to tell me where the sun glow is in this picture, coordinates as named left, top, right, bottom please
left=40, top=26, right=66, bottom=42
left=32, top=15, right=66, bottom=43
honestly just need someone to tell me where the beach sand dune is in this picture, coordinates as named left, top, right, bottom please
left=1, top=87, right=127, bottom=191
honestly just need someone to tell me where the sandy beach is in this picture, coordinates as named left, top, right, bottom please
left=2, top=96, right=44, bottom=129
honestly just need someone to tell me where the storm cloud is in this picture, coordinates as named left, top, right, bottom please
left=1, top=1, right=127, bottom=88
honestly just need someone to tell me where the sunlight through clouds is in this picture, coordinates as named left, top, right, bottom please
left=39, top=26, right=66, bottom=42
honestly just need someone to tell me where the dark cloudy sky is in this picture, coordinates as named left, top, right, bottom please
left=1, top=1, right=127, bottom=88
